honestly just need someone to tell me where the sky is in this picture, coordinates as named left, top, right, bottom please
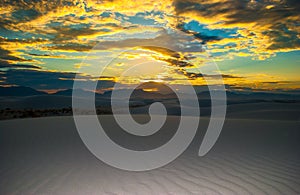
left=0, top=0, right=299, bottom=93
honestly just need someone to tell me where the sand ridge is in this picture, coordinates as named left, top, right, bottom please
left=0, top=115, right=299, bottom=194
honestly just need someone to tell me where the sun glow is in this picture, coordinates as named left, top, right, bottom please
left=142, top=88, right=159, bottom=92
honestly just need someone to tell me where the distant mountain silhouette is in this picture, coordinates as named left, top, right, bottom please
left=0, top=86, right=47, bottom=96
left=102, top=88, right=174, bottom=99
left=52, top=89, right=73, bottom=96
left=0, top=85, right=299, bottom=103
left=197, top=90, right=300, bottom=101
left=53, top=88, right=100, bottom=97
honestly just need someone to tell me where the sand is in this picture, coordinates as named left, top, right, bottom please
left=1, top=107, right=299, bottom=195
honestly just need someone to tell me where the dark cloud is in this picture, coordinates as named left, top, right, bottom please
left=0, top=48, right=30, bottom=62
left=141, top=46, right=195, bottom=68
left=0, top=36, right=47, bottom=44
left=11, top=8, right=41, bottom=22
left=177, top=23, right=221, bottom=44
left=0, top=0, right=67, bottom=30
left=93, top=31, right=203, bottom=52
left=218, top=74, right=243, bottom=79
left=261, top=81, right=292, bottom=85
left=142, top=46, right=186, bottom=59
left=0, top=0, right=124, bottom=49
left=49, top=24, right=117, bottom=42
left=1, top=69, right=115, bottom=90
left=0, top=38, right=47, bottom=66
left=174, top=0, right=300, bottom=51
left=28, top=53, right=50, bottom=57
left=0, top=39, right=42, bottom=69
left=174, top=0, right=300, bottom=23
left=0, top=48, right=40, bottom=69
left=1, top=0, right=299, bottom=55
left=174, top=69, right=243, bottom=80
left=156, top=57, right=194, bottom=68
left=0, top=60, right=41, bottom=69
left=265, top=26, right=300, bottom=51
left=193, top=33, right=221, bottom=44
left=47, top=43, right=96, bottom=52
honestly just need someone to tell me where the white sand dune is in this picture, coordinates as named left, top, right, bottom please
left=129, top=102, right=300, bottom=120
left=0, top=112, right=299, bottom=194
left=226, top=102, right=300, bottom=121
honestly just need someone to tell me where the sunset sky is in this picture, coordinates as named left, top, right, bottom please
left=0, top=0, right=299, bottom=92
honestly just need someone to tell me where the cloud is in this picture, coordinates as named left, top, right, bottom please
left=173, top=0, right=300, bottom=58
left=46, top=43, right=96, bottom=52
left=91, top=30, right=204, bottom=54
left=0, top=0, right=299, bottom=91
left=2, top=0, right=298, bottom=62
left=140, top=46, right=196, bottom=68
left=177, top=23, right=222, bottom=44
left=0, top=47, right=41, bottom=69
left=1, top=69, right=115, bottom=90
left=174, top=69, right=242, bottom=80
left=0, top=36, right=50, bottom=66
left=0, top=47, right=29, bottom=62
left=0, top=60, right=41, bottom=69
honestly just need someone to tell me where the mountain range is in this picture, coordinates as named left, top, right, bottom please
left=1, top=85, right=299, bottom=101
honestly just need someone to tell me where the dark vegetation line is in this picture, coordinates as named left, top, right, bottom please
left=0, top=107, right=113, bottom=120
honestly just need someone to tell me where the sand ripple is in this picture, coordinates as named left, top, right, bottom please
left=0, top=116, right=299, bottom=194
